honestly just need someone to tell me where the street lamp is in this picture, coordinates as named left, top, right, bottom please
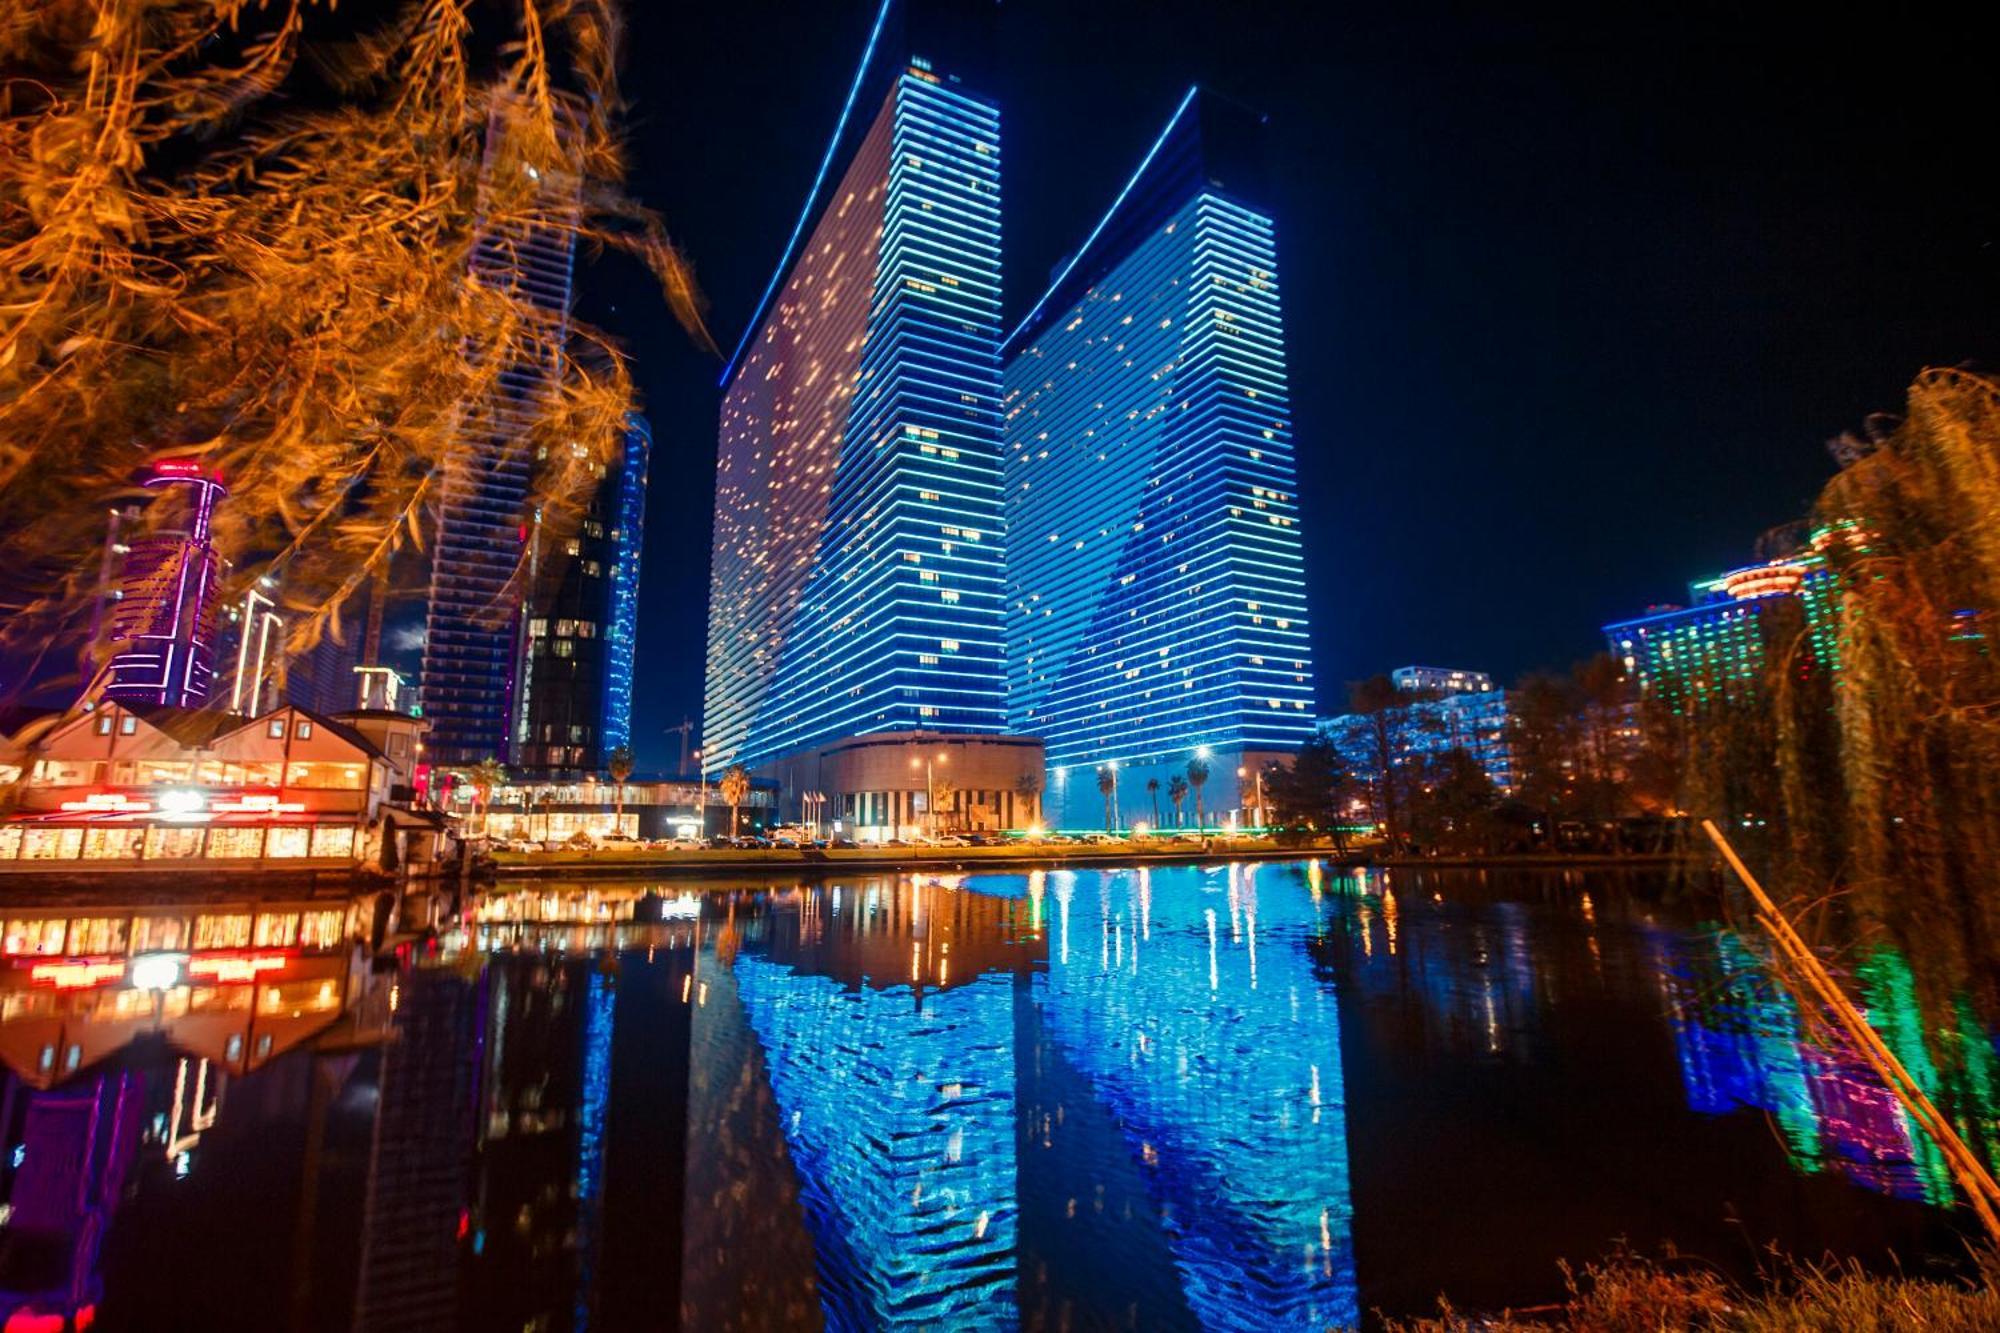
left=909, top=748, right=947, bottom=839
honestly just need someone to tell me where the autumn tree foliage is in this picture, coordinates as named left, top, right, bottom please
left=0, top=0, right=711, bottom=700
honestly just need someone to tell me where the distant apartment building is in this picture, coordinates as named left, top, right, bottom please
left=1002, top=87, right=1314, bottom=828
left=702, top=0, right=1041, bottom=835
left=1321, top=685, right=1517, bottom=797
left=1391, top=665, right=1493, bottom=696
left=1604, top=533, right=1849, bottom=714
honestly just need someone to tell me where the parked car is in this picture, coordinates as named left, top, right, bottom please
left=600, top=832, right=645, bottom=848
left=830, top=837, right=859, bottom=850
left=666, top=836, right=704, bottom=851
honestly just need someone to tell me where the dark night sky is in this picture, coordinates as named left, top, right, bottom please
left=578, top=1, right=1999, bottom=771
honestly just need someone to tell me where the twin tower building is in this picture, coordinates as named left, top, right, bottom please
left=702, top=0, right=1314, bottom=833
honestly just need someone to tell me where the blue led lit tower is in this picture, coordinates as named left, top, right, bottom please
left=1003, top=89, right=1315, bottom=828
left=601, top=412, right=650, bottom=756
left=704, top=0, right=1039, bottom=821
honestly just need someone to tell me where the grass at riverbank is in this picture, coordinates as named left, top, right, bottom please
left=1389, top=1249, right=2000, bottom=1331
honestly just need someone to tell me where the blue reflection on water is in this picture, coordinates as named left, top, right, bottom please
left=1027, top=864, right=1358, bottom=1331
left=734, top=959, right=1020, bottom=1331
left=731, top=863, right=1358, bottom=1331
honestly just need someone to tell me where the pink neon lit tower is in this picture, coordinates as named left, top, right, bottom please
left=101, top=459, right=226, bottom=708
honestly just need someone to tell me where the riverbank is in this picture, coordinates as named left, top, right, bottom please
left=487, top=841, right=1698, bottom=880
left=1390, top=1248, right=2000, bottom=1331
left=487, top=836, right=1342, bottom=879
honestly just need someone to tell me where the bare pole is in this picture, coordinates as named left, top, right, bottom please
left=1702, top=818, right=2000, bottom=1242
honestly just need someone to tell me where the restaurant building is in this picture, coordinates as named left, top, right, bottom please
left=0, top=700, right=430, bottom=869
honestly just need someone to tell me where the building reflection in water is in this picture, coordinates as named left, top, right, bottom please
left=1659, top=926, right=2000, bottom=1208
left=698, top=869, right=1359, bottom=1332
left=7, top=867, right=1996, bottom=1329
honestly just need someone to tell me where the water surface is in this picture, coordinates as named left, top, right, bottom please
left=0, top=862, right=1980, bottom=1330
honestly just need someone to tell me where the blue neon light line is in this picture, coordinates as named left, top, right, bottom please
left=719, top=0, right=898, bottom=389
left=1002, top=84, right=1201, bottom=356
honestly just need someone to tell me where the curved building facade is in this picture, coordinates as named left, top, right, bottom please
left=1002, top=89, right=1316, bottom=829
left=705, top=0, right=1037, bottom=824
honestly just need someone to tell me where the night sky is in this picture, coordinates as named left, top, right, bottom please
left=578, top=0, right=1999, bottom=771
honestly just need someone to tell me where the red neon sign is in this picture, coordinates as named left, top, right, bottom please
left=29, top=959, right=126, bottom=989
left=149, top=458, right=211, bottom=480
left=187, top=950, right=291, bottom=983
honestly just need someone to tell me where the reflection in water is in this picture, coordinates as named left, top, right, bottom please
left=1662, top=927, right=2000, bottom=1209
left=1023, top=865, right=1357, bottom=1331
left=0, top=865, right=1992, bottom=1329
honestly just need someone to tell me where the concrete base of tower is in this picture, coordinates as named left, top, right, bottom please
left=1043, top=745, right=1299, bottom=834
left=756, top=730, right=1047, bottom=841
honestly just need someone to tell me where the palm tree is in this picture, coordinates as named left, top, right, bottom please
left=1167, top=774, right=1189, bottom=827
left=1096, top=766, right=1118, bottom=832
left=606, top=745, right=635, bottom=829
left=1146, top=776, right=1162, bottom=829
left=720, top=764, right=750, bottom=840
left=1186, top=757, right=1210, bottom=831
left=467, top=758, right=507, bottom=837
left=1013, top=771, right=1043, bottom=828
left=931, top=777, right=958, bottom=834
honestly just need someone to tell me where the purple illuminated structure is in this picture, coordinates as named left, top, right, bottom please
left=101, top=460, right=226, bottom=708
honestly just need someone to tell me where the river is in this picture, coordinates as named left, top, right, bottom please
left=0, top=860, right=1983, bottom=1330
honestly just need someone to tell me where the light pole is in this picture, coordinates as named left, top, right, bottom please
left=1238, top=764, right=1266, bottom=830
left=692, top=747, right=707, bottom=837
left=909, top=748, right=946, bottom=839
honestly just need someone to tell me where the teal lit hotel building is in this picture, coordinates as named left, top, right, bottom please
left=703, top=0, right=1315, bottom=834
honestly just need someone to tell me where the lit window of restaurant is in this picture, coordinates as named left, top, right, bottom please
left=193, top=913, right=253, bottom=950
left=144, top=826, right=204, bottom=859
left=4, top=919, right=68, bottom=956
left=298, top=909, right=347, bottom=948
left=309, top=826, right=356, bottom=860
left=66, top=917, right=128, bottom=956
left=205, top=827, right=265, bottom=859
left=254, top=912, right=300, bottom=947
left=132, top=916, right=189, bottom=952
left=22, top=828, right=83, bottom=860
left=284, top=763, right=366, bottom=790
left=265, top=827, right=311, bottom=859
left=81, top=827, right=144, bottom=860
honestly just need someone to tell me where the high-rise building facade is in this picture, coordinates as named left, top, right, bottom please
left=513, top=413, right=650, bottom=778
left=1002, top=88, right=1314, bottom=828
left=421, top=98, right=581, bottom=768
left=601, top=412, right=650, bottom=758
left=704, top=0, right=1040, bottom=829
left=101, top=459, right=226, bottom=709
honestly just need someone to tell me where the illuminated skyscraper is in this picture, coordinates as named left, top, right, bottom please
left=1002, top=89, right=1315, bottom=827
left=703, top=0, right=1036, bottom=820
left=601, top=413, right=650, bottom=757
left=101, top=459, right=226, bottom=709
left=421, top=98, right=581, bottom=768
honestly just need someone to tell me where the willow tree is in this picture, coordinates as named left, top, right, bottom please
left=0, top=0, right=710, bottom=700
left=1787, top=369, right=2000, bottom=990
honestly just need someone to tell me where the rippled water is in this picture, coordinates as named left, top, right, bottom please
left=0, top=862, right=1980, bottom=1330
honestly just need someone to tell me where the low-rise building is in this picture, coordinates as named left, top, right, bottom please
left=0, top=701, right=429, bottom=869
